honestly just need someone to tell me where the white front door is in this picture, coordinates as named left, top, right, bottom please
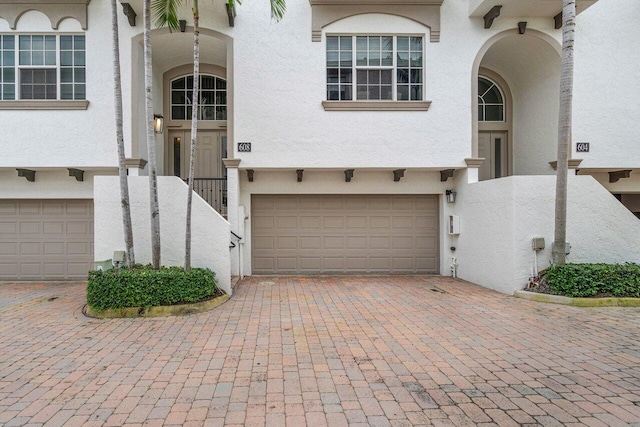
left=478, top=131, right=508, bottom=181
left=168, top=130, right=226, bottom=179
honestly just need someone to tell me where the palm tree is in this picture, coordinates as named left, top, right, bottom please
left=144, top=0, right=162, bottom=269
left=110, top=0, right=135, bottom=267
left=553, top=0, right=576, bottom=266
left=153, top=0, right=285, bottom=270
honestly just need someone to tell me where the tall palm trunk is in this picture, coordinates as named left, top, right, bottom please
left=111, top=0, right=135, bottom=267
left=185, top=0, right=200, bottom=271
left=144, top=0, right=162, bottom=269
left=553, top=0, right=576, bottom=266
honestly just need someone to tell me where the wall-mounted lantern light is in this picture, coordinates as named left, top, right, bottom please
left=446, top=190, right=457, bottom=203
left=153, top=114, right=164, bottom=134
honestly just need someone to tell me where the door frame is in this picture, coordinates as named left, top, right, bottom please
left=477, top=67, right=513, bottom=177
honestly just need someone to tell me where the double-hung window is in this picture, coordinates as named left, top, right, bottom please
left=0, top=34, right=86, bottom=101
left=327, top=35, right=423, bottom=102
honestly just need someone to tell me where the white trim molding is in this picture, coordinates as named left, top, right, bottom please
left=309, top=0, right=444, bottom=42
left=0, top=100, right=89, bottom=110
left=322, top=100, right=431, bottom=111
left=0, top=0, right=91, bottom=30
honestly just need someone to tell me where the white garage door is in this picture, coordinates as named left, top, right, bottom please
left=0, top=200, right=94, bottom=280
left=252, top=195, right=439, bottom=274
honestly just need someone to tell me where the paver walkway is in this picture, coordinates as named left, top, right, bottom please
left=1, top=276, right=640, bottom=426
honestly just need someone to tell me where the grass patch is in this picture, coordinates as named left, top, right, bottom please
left=87, top=265, right=220, bottom=310
left=545, top=263, right=640, bottom=298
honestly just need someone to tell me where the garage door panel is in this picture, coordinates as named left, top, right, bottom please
left=347, top=216, right=367, bottom=228
left=0, top=200, right=94, bottom=280
left=323, top=216, right=344, bottom=228
left=276, top=236, right=298, bottom=250
left=43, top=222, right=65, bottom=235
left=324, top=236, right=344, bottom=249
left=66, top=221, right=91, bottom=235
left=252, top=195, right=438, bottom=274
left=43, top=202, right=64, bottom=215
left=0, top=242, right=18, bottom=255
left=19, top=202, right=39, bottom=215
left=20, top=222, right=41, bottom=235
left=20, top=242, right=41, bottom=255
left=254, top=216, right=274, bottom=229
left=0, top=223, right=18, bottom=236
left=274, top=198, right=298, bottom=210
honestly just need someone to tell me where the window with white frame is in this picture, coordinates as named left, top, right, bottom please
left=326, top=35, right=423, bottom=101
left=478, top=76, right=504, bottom=122
left=171, top=74, right=227, bottom=121
left=0, top=34, right=85, bottom=101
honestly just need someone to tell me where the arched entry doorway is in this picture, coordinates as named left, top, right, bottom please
left=163, top=64, right=229, bottom=214
left=472, top=29, right=561, bottom=179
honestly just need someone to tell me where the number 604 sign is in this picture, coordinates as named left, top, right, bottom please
left=576, top=142, right=590, bottom=153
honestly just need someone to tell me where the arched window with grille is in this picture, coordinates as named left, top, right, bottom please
left=170, top=74, right=227, bottom=121
left=478, top=76, right=505, bottom=122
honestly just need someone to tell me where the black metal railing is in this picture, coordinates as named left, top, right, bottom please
left=185, top=178, right=227, bottom=216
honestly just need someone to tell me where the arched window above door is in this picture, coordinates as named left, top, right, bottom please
left=171, top=74, right=226, bottom=121
left=478, top=76, right=504, bottom=122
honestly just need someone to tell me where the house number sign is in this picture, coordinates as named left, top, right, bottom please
left=576, top=142, right=590, bottom=153
left=238, top=142, right=252, bottom=152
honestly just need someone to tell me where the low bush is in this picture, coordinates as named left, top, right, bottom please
left=546, top=263, right=640, bottom=298
left=87, top=265, right=219, bottom=310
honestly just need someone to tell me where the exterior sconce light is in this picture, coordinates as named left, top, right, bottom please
left=153, top=114, right=164, bottom=134
left=446, top=190, right=457, bottom=203
left=179, top=20, right=187, bottom=32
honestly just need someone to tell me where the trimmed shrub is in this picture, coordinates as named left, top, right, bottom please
left=87, top=265, right=219, bottom=310
left=546, top=263, right=640, bottom=298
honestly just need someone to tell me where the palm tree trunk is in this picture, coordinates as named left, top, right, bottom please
left=185, top=1, right=200, bottom=271
left=553, top=0, right=576, bottom=266
left=111, top=0, right=135, bottom=268
left=144, top=0, right=162, bottom=269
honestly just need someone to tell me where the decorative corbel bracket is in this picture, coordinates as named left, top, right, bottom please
left=483, top=5, right=502, bottom=29
left=518, top=21, right=527, bottom=34
left=440, top=169, right=455, bottom=182
left=227, top=3, right=236, bottom=27
left=121, top=3, right=136, bottom=27
left=344, top=169, right=354, bottom=183
left=393, top=169, right=405, bottom=182
left=17, top=168, right=36, bottom=182
left=68, top=168, right=85, bottom=182
left=609, top=170, right=632, bottom=183
left=554, top=12, right=563, bottom=29
left=296, top=169, right=304, bottom=183
left=247, top=169, right=254, bottom=182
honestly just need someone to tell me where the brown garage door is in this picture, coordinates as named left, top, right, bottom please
left=252, top=195, right=439, bottom=274
left=0, top=200, right=94, bottom=280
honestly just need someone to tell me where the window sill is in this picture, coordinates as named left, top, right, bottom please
left=0, top=100, right=90, bottom=110
left=322, top=101, right=431, bottom=111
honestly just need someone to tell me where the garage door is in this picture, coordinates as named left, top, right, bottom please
left=252, top=195, right=439, bottom=274
left=0, top=200, right=94, bottom=280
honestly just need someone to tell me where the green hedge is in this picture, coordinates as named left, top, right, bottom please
left=546, top=263, right=640, bottom=298
left=87, top=265, right=218, bottom=310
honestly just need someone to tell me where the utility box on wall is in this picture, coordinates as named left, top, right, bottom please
left=448, top=215, right=460, bottom=235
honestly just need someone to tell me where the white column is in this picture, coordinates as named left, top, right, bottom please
left=224, top=159, right=241, bottom=276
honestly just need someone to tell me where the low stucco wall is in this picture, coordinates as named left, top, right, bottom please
left=451, top=173, right=640, bottom=294
left=94, top=176, right=231, bottom=294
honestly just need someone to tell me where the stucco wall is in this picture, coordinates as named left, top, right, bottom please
left=94, top=176, right=231, bottom=294
left=0, top=4, right=119, bottom=168
left=0, top=169, right=115, bottom=199
left=231, top=0, right=562, bottom=169
left=237, top=169, right=453, bottom=276
left=453, top=173, right=640, bottom=294
left=573, top=0, right=640, bottom=168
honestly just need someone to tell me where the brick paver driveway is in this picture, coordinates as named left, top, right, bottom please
left=1, top=276, right=640, bottom=426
